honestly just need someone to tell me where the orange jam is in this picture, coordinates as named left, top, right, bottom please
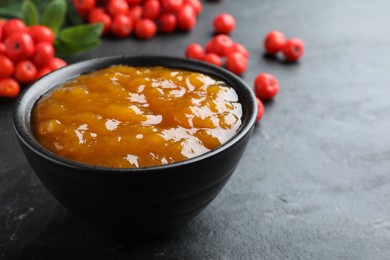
left=32, top=66, right=242, bottom=168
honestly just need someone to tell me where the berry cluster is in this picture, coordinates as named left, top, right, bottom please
left=73, top=0, right=202, bottom=39
left=264, top=30, right=304, bottom=62
left=0, top=19, right=67, bottom=98
left=185, top=13, right=249, bottom=75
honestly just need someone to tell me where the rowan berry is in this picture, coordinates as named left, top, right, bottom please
left=185, top=43, right=204, bottom=60
left=35, top=67, right=52, bottom=80
left=282, top=38, right=304, bottom=62
left=213, top=13, right=235, bottom=34
left=107, top=0, right=129, bottom=17
left=111, top=15, right=133, bottom=37
left=2, top=19, right=27, bottom=39
left=0, top=55, right=14, bottom=78
left=48, top=58, right=67, bottom=71
left=142, top=0, right=161, bottom=20
left=225, top=52, right=247, bottom=75
left=128, top=6, right=143, bottom=23
left=228, top=43, right=249, bottom=59
left=203, top=53, right=222, bottom=66
left=28, top=25, right=55, bottom=44
left=134, top=19, right=157, bottom=39
left=14, top=60, right=37, bottom=84
left=126, top=0, right=144, bottom=6
left=176, top=4, right=196, bottom=31
left=161, top=0, right=183, bottom=13
left=0, top=78, right=20, bottom=98
left=256, top=98, right=264, bottom=122
left=72, top=0, right=96, bottom=13
left=89, top=12, right=112, bottom=35
left=254, top=73, right=279, bottom=100
left=184, top=0, right=202, bottom=15
left=0, top=43, right=5, bottom=55
left=264, top=30, right=286, bottom=55
left=4, top=32, right=35, bottom=62
left=211, top=34, right=233, bottom=56
left=32, top=42, right=55, bottom=68
left=157, top=13, right=177, bottom=33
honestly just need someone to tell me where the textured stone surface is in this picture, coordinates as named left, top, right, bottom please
left=1, top=0, right=390, bottom=259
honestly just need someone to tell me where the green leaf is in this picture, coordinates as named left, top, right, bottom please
left=42, top=0, right=67, bottom=36
left=54, top=23, right=103, bottom=56
left=0, top=1, right=23, bottom=18
left=21, top=0, right=39, bottom=26
left=59, top=23, right=103, bottom=47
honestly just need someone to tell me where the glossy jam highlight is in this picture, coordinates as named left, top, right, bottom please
left=32, top=66, right=242, bottom=168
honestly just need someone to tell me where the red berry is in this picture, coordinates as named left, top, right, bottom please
left=212, top=34, right=234, bottom=56
left=2, top=19, right=27, bottom=39
left=111, top=15, right=133, bottom=38
left=282, top=38, right=304, bottom=62
left=176, top=4, right=196, bottom=31
left=4, top=32, right=35, bottom=62
left=88, top=7, right=105, bottom=21
left=32, top=42, right=55, bottom=68
left=203, top=53, right=222, bottom=66
left=225, top=52, right=247, bottom=75
left=14, top=60, right=37, bottom=84
left=256, top=98, right=264, bottom=122
left=0, top=78, right=20, bottom=98
left=161, top=0, right=183, bottom=13
left=142, top=0, right=161, bottom=20
left=157, top=13, right=177, bottom=33
left=134, top=19, right=157, bottom=39
left=205, top=40, right=216, bottom=54
left=185, top=43, right=204, bottom=60
left=28, top=25, right=55, bottom=44
left=128, top=6, right=143, bottom=23
left=0, top=55, right=14, bottom=78
left=0, top=24, right=3, bottom=42
left=228, top=43, right=249, bottom=58
left=264, top=30, right=286, bottom=55
left=0, top=43, right=6, bottom=55
left=48, top=58, right=67, bottom=70
left=35, top=67, right=52, bottom=80
left=184, top=0, right=202, bottom=15
left=126, top=0, right=143, bottom=5
left=213, top=13, right=235, bottom=34
left=89, top=12, right=112, bottom=35
left=107, top=0, right=129, bottom=17
left=72, top=0, right=96, bottom=13
left=254, top=73, right=279, bottom=100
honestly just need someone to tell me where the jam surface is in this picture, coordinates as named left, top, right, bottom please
left=32, top=66, right=242, bottom=168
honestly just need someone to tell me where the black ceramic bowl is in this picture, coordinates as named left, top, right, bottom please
left=13, top=55, right=257, bottom=237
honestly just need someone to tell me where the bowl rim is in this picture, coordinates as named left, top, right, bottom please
left=13, top=54, right=257, bottom=174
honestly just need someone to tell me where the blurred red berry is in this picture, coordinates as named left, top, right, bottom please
left=282, top=38, right=304, bottom=62
left=14, top=60, right=37, bottom=84
left=161, top=0, right=183, bottom=13
left=112, top=15, right=133, bottom=37
left=254, top=73, right=279, bottom=100
left=0, top=78, right=20, bottom=98
left=211, top=34, right=233, bottom=56
left=203, top=53, right=222, bottom=66
left=48, top=58, right=67, bottom=70
left=142, top=0, right=161, bottom=20
left=228, top=43, right=249, bottom=58
left=226, top=52, right=247, bottom=75
left=256, top=98, right=264, bottom=122
left=107, top=0, right=129, bottom=17
left=213, top=13, right=235, bottom=34
left=185, top=43, right=204, bottom=60
left=28, top=25, right=55, bottom=44
left=35, top=67, right=52, bottom=80
left=4, top=32, right=35, bottom=62
left=2, top=19, right=27, bottom=39
left=72, top=0, right=96, bottom=13
left=134, top=19, right=157, bottom=39
left=157, top=13, right=177, bottom=33
left=126, top=0, right=143, bottom=5
left=128, top=6, right=143, bottom=23
left=0, top=55, right=14, bottom=78
left=184, top=0, right=202, bottom=15
left=0, top=43, right=6, bottom=55
left=32, top=42, right=55, bottom=68
left=89, top=12, right=112, bottom=35
left=264, top=30, right=286, bottom=55
left=176, top=4, right=196, bottom=31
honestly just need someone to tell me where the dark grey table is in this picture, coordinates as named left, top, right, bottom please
left=1, top=0, right=390, bottom=259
